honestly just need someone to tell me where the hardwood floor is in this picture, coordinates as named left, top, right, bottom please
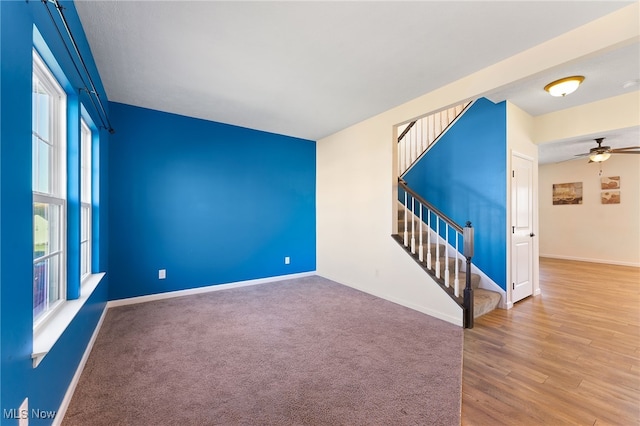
left=462, top=257, right=640, bottom=425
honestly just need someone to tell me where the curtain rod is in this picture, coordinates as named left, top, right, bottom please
left=42, top=0, right=115, bottom=134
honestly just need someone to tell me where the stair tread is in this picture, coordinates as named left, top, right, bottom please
left=474, top=288, right=501, bottom=318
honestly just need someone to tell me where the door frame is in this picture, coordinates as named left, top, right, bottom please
left=508, top=151, right=540, bottom=308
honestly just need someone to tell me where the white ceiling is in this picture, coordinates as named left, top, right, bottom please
left=75, top=1, right=639, bottom=159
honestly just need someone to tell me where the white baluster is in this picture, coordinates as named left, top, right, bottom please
left=435, top=218, right=441, bottom=279
left=398, top=139, right=403, bottom=175
left=426, top=209, right=432, bottom=270
left=428, top=114, right=435, bottom=146
left=408, top=128, right=413, bottom=165
left=411, top=197, right=416, bottom=254
left=415, top=125, right=420, bottom=161
left=403, top=191, right=408, bottom=246
left=420, top=117, right=426, bottom=153
left=418, top=203, right=424, bottom=262
left=399, top=132, right=404, bottom=174
left=404, top=136, right=408, bottom=173
left=444, top=223, right=450, bottom=288
left=454, top=232, right=460, bottom=297
left=407, top=129, right=412, bottom=168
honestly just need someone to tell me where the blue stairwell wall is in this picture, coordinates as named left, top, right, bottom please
left=1, top=1, right=109, bottom=424
left=108, top=103, right=316, bottom=301
left=403, top=98, right=507, bottom=290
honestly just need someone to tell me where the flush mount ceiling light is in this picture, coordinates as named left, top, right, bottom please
left=544, top=76, right=585, bottom=97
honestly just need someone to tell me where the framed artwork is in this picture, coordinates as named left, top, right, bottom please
left=601, top=176, right=620, bottom=190
left=601, top=191, right=620, bottom=204
left=553, top=182, right=583, bottom=205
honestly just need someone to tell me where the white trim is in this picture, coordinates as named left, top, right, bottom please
left=32, top=272, right=105, bottom=367
left=540, top=254, right=639, bottom=268
left=107, top=271, right=317, bottom=308
left=52, top=306, right=107, bottom=426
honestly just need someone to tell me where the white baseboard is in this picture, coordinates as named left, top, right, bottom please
left=107, top=271, right=317, bottom=308
left=53, top=306, right=108, bottom=426
left=540, top=254, right=639, bottom=268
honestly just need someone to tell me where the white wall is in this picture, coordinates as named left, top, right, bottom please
left=539, top=154, right=640, bottom=266
left=507, top=102, right=540, bottom=306
left=316, top=118, right=463, bottom=325
left=316, top=4, right=638, bottom=325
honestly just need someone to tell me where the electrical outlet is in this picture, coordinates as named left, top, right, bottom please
left=159, top=269, right=166, bottom=279
left=284, top=256, right=290, bottom=265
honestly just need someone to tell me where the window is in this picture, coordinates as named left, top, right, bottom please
left=32, top=50, right=67, bottom=327
left=80, top=118, right=92, bottom=280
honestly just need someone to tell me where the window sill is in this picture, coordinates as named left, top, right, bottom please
left=32, top=272, right=105, bottom=368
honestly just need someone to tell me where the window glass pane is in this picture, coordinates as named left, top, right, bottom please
left=33, top=259, right=48, bottom=319
left=33, top=255, right=59, bottom=320
left=49, top=203, right=61, bottom=253
left=32, top=87, right=38, bottom=131
left=80, top=241, right=88, bottom=276
left=81, top=205, right=89, bottom=240
left=48, top=254, right=60, bottom=305
left=33, top=202, right=60, bottom=258
left=33, top=89, right=51, bottom=141
left=34, top=139, right=51, bottom=194
left=81, top=121, right=91, bottom=203
left=34, top=202, right=49, bottom=258
left=32, top=135, right=39, bottom=189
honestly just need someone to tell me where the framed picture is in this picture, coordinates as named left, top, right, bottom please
left=553, top=182, right=583, bottom=205
left=601, top=176, right=620, bottom=190
left=601, top=191, right=620, bottom=204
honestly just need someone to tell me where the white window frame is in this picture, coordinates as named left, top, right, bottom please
left=32, top=50, right=67, bottom=330
left=80, top=118, right=92, bottom=282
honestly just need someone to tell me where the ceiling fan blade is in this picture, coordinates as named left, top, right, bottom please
left=612, top=151, right=640, bottom=154
left=573, top=153, right=590, bottom=157
left=610, top=146, right=640, bottom=152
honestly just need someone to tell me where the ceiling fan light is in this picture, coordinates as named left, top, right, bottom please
left=589, top=152, right=611, bottom=163
left=544, top=76, right=585, bottom=97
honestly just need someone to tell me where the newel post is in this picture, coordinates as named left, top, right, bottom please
left=463, top=221, right=474, bottom=329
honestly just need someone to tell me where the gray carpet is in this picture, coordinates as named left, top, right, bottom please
left=63, top=275, right=463, bottom=425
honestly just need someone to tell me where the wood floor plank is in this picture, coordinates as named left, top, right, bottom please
left=462, top=258, right=640, bottom=425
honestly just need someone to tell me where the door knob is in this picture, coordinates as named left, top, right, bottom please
left=530, top=232, right=535, bottom=237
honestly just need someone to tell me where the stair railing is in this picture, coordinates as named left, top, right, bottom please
left=398, top=101, right=472, bottom=177
left=398, top=179, right=475, bottom=328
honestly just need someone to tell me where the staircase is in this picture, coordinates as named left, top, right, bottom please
left=394, top=206, right=501, bottom=320
left=394, top=102, right=501, bottom=327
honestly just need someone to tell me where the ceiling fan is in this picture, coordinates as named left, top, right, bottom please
left=575, top=138, right=640, bottom=163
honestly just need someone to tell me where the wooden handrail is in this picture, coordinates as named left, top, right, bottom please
left=398, top=178, right=463, bottom=234
left=397, top=121, right=416, bottom=142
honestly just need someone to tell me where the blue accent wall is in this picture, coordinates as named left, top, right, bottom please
left=108, top=103, right=316, bottom=301
left=403, top=98, right=507, bottom=289
left=0, top=1, right=109, bottom=424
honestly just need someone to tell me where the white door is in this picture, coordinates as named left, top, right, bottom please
left=511, top=154, right=534, bottom=303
